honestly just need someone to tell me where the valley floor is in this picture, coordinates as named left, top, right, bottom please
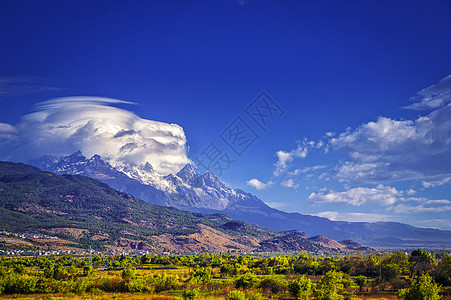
left=0, top=252, right=449, bottom=300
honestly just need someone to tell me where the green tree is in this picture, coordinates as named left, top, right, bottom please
left=288, top=275, right=312, bottom=299
left=245, top=291, right=265, bottom=300
left=354, top=275, right=367, bottom=292
left=190, top=267, right=212, bottom=285
left=83, top=265, right=93, bottom=277
left=151, top=273, right=179, bottom=293
left=122, top=267, right=136, bottom=280
left=259, top=275, right=288, bottom=294
left=226, top=290, right=246, bottom=300
left=390, top=251, right=410, bottom=276
left=409, top=249, right=434, bottom=278
left=434, top=252, right=451, bottom=285
left=314, top=270, right=345, bottom=300
left=235, top=272, right=259, bottom=289
left=397, top=273, right=441, bottom=300
left=181, top=288, right=199, bottom=300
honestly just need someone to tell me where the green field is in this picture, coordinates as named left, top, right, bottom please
left=0, top=250, right=449, bottom=299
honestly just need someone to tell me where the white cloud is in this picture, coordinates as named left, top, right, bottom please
left=0, top=97, right=190, bottom=175
left=289, top=165, right=326, bottom=176
left=308, top=185, right=404, bottom=206
left=314, top=211, right=392, bottom=222
left=273, top=139, right=324, bottom=176
left=404, top=75, right=451, bottom=110
left=247, top=178, right=273, bottom=190
left=391, top=203, right=451, bottom=214
left=0, top=123, right=17, bottom=145
left=413, top=219, right=451, bottom=230
left=281, top=179, right=299, bottom=189
left=331, top=104, right=451, bottom=185
left=264, top=201, right=287, bottom=209
left=269, top=75, right=451, bottom=187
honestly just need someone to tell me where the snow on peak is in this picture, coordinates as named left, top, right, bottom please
left=176, top=164, right=199, bottom=184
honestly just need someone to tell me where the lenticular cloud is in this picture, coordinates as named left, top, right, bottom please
left=0, top=97, right=190, bottom=175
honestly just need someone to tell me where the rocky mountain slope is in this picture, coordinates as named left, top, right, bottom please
left=30, top=152, right=451, bottom=248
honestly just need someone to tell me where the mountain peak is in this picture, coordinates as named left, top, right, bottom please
left=70, top=150, right=84, bottom=157
left=201, top=171, right=224, bottom=189
left=63, top=150, right=86, bottom=162
left=176, top=163, right=199, bottom=184
left=142, top=162, right=154, bottom=172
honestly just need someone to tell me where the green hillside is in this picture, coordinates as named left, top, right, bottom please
left=0, top=161, right=272, bottom=252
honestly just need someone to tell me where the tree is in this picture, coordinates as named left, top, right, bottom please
left=189, top=267, right=212, bottom=285
left=235, top=272, right=259, bottom=289
left=354, top=275, right=367, bottom=292
left=259, top=276, right=288, bottom=295
left=390, top=251, right=410, bottom=276
left=409, top=249, right=434, bottom=278
left=288, top=275, right=312, bottom=299
left=226, top=290, right=246, bottom=300
left=397, top=273, right=441, bottom=300
left=434, top=252, right=451, bottom=285
left=181, top=288, right=199, bottom=300
left=314, top=270, right=345, bottom=300
left=122, top=267, right=136, bottom=281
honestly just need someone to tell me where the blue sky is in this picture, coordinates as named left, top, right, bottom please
left=1, top=0, right=451, bottom=229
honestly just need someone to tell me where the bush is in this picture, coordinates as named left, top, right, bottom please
left=68, top=277, right=89, bottom=295
left=0, top=273, right=39, bottom=294
left=122, top=267, right=136, bottom=280
left=226, top=290, right=246, bottom=300
left=235, top=272, right=259, bottom=289
left=127, top=279, right=144, bottom=292
left=245, top=291, right=265, bottom=300
left=313, top=270, right=345, bottom=300
left=151, top=273, right=179, bottom=293
left=288, top=275, right=312, bottom=299
left=189, top=267, right=212, bottom=284
left=397, top=273, right=441, bottom=300
left=259, top=276, right=287, bottom=294
left=181, top=288, right=199, bottom=300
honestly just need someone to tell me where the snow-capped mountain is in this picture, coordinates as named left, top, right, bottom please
left=30, top=151, right=171, bottom=206
left=30, top=151, right=267, bottom=211
left=29, top=151, right=451, bottom=248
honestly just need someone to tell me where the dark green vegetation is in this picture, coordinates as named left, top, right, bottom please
left=0, top=161, right=272, bottom=252
left=0, top=250, right=449, bottom=299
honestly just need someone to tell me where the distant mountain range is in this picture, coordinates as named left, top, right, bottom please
left=30, top=152, right=451, bottom=248
left=256, top=230, right=370, bottom=253
left=0, top=161, right=367, bottom=253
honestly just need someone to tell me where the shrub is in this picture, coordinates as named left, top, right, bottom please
left=245, top=291, right=265, bottom=300
left=226, top=290, right=246, bottom=300
left=151, top=273, right=179, bottom=293
left=235, top=272, right=259, bottom=289
left=259, top=276, right=287, bottom=294
left=189, top=267, right=212, bottom=284
left=397, top=273, right=441, bottom=300
left=181, top=288, right=199, bottom=300
left=288, top=275, right=312, bottom=299
left=122, top=267, right=136, bottom=280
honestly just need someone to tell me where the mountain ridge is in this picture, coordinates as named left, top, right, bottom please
left=29, top=152, right=451, bottom=249
left=0, top=161, right=367, bottom=254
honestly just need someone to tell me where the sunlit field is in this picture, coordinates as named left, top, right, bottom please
left=1, top=250, right=450, bottom=300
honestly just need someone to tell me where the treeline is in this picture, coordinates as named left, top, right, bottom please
left=0, top=249, right=449, bottom=299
